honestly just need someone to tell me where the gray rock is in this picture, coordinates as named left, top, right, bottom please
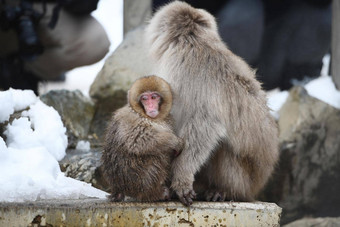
left=0, top=110, right=26, bottom=141
left=124, top=0, right=151, bottom=35
left=332, top=1, right=340, bottom=90
left=278, top=86, right=331, bottom=142
left=39, top=90, right=108, bottom=190
left=261, top=86, right=340, bottom=224
left=88, top=95, right=124, bottom=144
left=89, top=26, right=154, bottom=101
left=40, top=90, right=96, bottom=148
left=284, top=217, right=340, bottom=227
left=59, top=148, right=107, bottom=191
left=89, top=26, right=154, bottom=140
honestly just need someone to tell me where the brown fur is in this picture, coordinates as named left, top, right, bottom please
left=128, top=76, right=173, bottom=120
left=146, top=2, right=279, bottom=205
left=101, top=75, right=183, bottom=202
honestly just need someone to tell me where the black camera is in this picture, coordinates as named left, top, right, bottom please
left=0, top=0, right=44, bottom=61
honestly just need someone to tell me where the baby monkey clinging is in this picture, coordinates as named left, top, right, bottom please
left=102, top=75, right=183, bottom=202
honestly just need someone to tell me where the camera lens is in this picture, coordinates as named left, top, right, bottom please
left=17, top=15, right=43, bottom=60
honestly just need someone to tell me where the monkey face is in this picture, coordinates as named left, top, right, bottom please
left=140, top=91, right=161, bottom=118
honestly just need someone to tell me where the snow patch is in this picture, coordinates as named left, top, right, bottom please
left=0, top=88, right=37, bottom=122
left=0, top=89, right=108, bottom=202
left=305, top=76, right=340, bottom=109
left=76, top=140, right=91, bottom=151
left=267, top=90, right=289, bottom=119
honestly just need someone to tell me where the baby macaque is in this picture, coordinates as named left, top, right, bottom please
left=101, top=75, right=183, bottom=202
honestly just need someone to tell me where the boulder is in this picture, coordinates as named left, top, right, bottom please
left=39, top=90, right=108, bottom=190
left=124, top=0, right=151, bottom=35
left=261, top=86, right=340, bottom=224
left=89, top=26, right=153, bottom=101
left=59, top=148, right=107, bottom=191
left=0, top=110, right=26, bottom=142
left=89, top=26, right=154, bottom=140
left=40, top=90, right=96, bottom=148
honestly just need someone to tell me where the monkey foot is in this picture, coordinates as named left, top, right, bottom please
left=176, top=188, right=196, bottom=206
left=205, top=191, right=227, bottom=202
left=108, top=192, right=125, bottom=202
left=162, top=186, right=171, bottom=201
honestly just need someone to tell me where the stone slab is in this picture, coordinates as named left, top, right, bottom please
left=0, top=199, right=281, bottom=227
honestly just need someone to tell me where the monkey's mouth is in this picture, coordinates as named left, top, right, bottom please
left=147, top=110, right=159, bottom=118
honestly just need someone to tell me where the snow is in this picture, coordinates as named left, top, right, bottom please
left=304, top=55, right=340, bottom=109
left=76, top=140, right=91, bottom=151
left=305, top=76, right=340, bottom=109
left=0, top=89, right=108, bottom=202
left=0, top=88, right=37, bottom=122
left=267, top=54, right=340, bottom=117
left=5, top=101, right=67, bottom=161
left=267, top=90, right=289, bottom=119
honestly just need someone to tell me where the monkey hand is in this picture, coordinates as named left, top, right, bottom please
left=108, top=192, right=125, bottom=202
left=172, top=180, right=196, bottom=206
left=205, top=191, right=227, bottom=202
left=176, top=188, right=196, bottom=206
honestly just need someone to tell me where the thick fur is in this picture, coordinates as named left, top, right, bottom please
left=128, top=75, right=173, bottom=120
left=102, top=75, right=183, bottom=202
left=146, top=2, right=279, bottom=203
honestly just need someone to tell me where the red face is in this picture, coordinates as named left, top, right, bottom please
left=140, top=91, right=161, bottom=118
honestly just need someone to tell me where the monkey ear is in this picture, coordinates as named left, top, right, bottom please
left=128, top=83, right=146, bottom=118
left=128, top=75, right=173, bottom=120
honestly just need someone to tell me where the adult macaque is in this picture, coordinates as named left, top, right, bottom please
left=146, top=2, right=279, bottom=206
left=102, top=75, right=183, bottom=202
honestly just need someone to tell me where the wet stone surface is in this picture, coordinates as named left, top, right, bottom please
left=0, top=200, right=282, bottom=227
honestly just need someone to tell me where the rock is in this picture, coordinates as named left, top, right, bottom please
left=38, top=90, right=108, bottom=190
left=261, top=86, right=340, bottom=224
left=124, top=0, right=151, bottom=35
left=88, top=95, right=121, bottom=143
left=0, top=110, right=25, bottom=141
left=0, top=200, right=282, bottom=227
left=332, top=1, right=340, bottom=90
left=277, top=86, right=330, bottom=142
left=89, top=26, right=154, bottom=140
left=89, top=26, right=154, bottom=101
left=40, top=90, right=96, bottom=148
left=284, top=217, right=340, bottom=227
left=59, top=148, right=107, bottom=191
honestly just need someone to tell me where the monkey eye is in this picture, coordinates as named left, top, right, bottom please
left=141, top=95, right=148, bottom=101
left=151, top=94, right=160, bottom=99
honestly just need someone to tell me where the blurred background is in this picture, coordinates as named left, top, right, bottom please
left=0, top=0, right=336, bottom=95
left=39, top=0, right=123, bottom=95
left=0, top=0, right=123, bottom=96
left=153, top=0, right=333, bottom=91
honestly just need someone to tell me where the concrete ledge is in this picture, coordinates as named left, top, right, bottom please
left=0, top=199, right=281, bottom=226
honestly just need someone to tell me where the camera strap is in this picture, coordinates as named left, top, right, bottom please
left=48, top=1, right=61, bottom=29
